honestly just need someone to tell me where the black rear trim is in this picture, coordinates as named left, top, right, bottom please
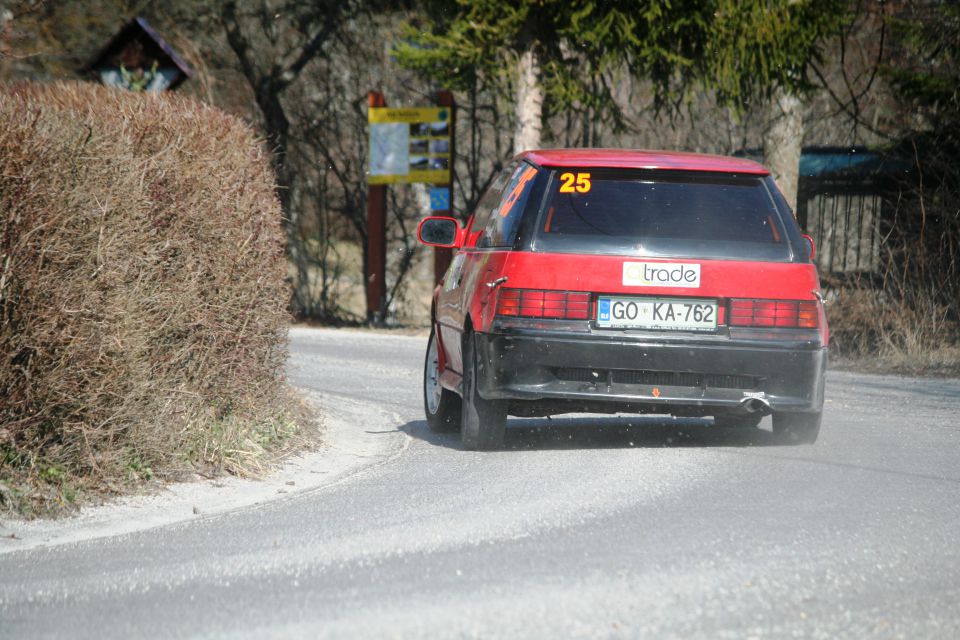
left=554, top=367, right=759, bottom=390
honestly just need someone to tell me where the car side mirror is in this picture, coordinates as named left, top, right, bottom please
left=418, top=216, right=462, bottom=248
left=802, top=234, right=816, bottom=261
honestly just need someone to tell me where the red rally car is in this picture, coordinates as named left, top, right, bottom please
left=417, top=149, right=828, bottom=450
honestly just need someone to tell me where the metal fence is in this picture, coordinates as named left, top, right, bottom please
left=797, top=187, right=885, bottom=275
left=793, top=147, right=911, bottom=280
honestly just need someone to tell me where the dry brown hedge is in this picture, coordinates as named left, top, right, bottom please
left=0, top=82, right=290, bottom=513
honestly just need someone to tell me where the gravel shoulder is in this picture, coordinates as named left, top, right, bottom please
left=0, top=389, right=407, bottom=555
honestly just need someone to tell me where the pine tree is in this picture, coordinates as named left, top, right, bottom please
left=397, top=0, right=851, bottom=207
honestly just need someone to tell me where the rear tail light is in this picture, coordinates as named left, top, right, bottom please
left=496, top=288, right=590, bottom=320
left=729, top=299, right=819, bottom=328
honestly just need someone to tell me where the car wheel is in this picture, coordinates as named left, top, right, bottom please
left=772, top=411, right=821, bottom=444
left=713, top=412, right=764, bottom=429
left=460, top=329, right=507, bottom=451
left=424, top=328, right=462, bottom=433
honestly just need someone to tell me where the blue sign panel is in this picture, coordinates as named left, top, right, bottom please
left=429, top=187, right=450, bottom=212
left=598, top=298, right=611, bottom=323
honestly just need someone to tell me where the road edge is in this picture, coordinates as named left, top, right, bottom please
left=0, top=390, right=408, bottom=554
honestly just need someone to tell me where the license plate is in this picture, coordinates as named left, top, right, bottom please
left=596, top=297, right=718, bottom=331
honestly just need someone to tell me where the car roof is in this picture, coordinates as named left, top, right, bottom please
left=520, top=148, right=769, bottom=175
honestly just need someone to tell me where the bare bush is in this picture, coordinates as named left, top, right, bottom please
left=0, top=82, right=291, bottom=515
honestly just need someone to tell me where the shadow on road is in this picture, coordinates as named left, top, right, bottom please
left=402, top=415, right=783, bottom=451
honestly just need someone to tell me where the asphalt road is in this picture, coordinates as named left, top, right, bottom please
left=2, top=327, right=960, bottom=638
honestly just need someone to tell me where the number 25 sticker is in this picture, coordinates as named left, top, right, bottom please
left=559, top=172, right=591, bottom=194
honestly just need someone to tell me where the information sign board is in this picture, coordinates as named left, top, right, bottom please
left=368, top=107, right=451, bottom=185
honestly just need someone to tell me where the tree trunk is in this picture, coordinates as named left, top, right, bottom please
left=762, top=88, right=804, bottom=213
left=251, top=80, right=314, bottom=317
left=221, top=3, right=309, bottom=316
left=513, top=46, right=543, bottom=153
left=0, top=10, right=11, bottom=79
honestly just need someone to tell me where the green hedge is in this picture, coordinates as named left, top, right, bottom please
left=0, top=82, right=290, bottom=514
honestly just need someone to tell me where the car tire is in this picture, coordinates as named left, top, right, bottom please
left=772, top=411, right=821, bottom=444
left=460, top=329, right=507, bottom=451
left=424, top=328, right=462, bottom=433
left=713, top=412, right=764, bottom=429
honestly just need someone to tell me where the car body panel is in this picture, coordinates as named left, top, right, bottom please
left=435, top=249, right=512, bottom=375
left=441, top=251, right=826, bottom=342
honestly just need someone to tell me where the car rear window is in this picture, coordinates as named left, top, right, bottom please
left=532, top=169, right=793, bottom=261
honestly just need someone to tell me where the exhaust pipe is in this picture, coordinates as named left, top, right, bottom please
left=740, top=397, right=772, bottom=415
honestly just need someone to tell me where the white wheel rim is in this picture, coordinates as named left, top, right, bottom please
left=426, top=333, right=442, bottom=414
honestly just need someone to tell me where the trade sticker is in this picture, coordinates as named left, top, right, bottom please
left=623, top=262, right=701, bottom=288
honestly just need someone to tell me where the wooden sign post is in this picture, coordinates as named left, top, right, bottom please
left=366, top=91, right=388, bottom=324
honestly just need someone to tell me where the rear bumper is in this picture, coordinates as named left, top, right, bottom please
left=474, top=324, right=827, bottom=416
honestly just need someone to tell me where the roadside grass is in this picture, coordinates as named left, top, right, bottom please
left=0, top=394, right=321, bottom=519
left=826, top=285, right=960, bottom=378
left=831, top=348, right=960, bottom=378
left=184, top=388, right=320, bottom=480
left=0, top=389, right=321, bottom=519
